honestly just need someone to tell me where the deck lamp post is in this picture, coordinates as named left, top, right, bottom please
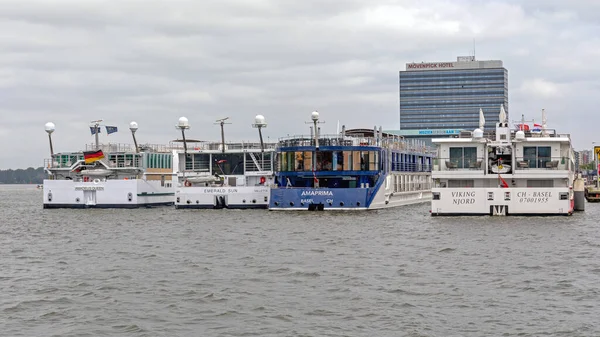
left=129, top=121, right=139, bottom=153
left=252, top=115, right=267, bottom=153
left=176, top=117, right=190, bottom=179
left=45, top=122, right=55, bottom=157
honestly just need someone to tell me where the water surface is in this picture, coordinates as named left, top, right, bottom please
left=1, top=185, right=599, bottom=336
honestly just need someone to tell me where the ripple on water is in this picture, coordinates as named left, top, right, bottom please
left=2, top=186, right=600, bottom=336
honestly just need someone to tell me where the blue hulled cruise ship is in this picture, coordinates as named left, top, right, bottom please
left=269, top=111, right=434, bottom=211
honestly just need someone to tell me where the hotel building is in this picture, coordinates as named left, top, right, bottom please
left=391, top=56, right=508, bottom=141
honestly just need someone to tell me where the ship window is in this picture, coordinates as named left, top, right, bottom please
left=280, top=151, right=291, bottom=172
left=303, top=151, right=313, bottom=171
left=523, top=146, right=551, bottom=168
left=449, top=147, right=477, bottom=168
left=212, top=153, right=245, bottom=175
left=343, top=151, right=353, bottom=170
left=295, top=151, right=304, bottom=171
left=332, top=151, right=342, bottom=171
left=369, top=151, right=379, bottom=171
left=191, top=153, right=210, bottom=171
left=358, top=151, right=377, bottom=171
left=315, top=151, right=333, bottom=171
left=353, top=151, right=362, bottom=170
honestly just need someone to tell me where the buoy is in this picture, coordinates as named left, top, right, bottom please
left=259, top=176, right=266, bottom=185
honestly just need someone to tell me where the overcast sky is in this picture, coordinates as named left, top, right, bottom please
left=1, top=0, right=599, bottom=169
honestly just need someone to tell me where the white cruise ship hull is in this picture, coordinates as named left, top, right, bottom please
left=431, top=187, right=573, bottom=216
left=175, top=185, right=270, bottom=209
left=43, top=179, right=175, bottom=208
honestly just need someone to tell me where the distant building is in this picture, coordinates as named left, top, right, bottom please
left=580, top=149, right=593, bottom=166
left=396, top=56, right=508, bottom=140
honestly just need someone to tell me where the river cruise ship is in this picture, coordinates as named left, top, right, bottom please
left=42, top=121, right=175, bottom=208
left=431, top=107, right=575, bottom=216
left=174, top=116, right=275, bottom=209
left=269, top=111, right=433, bottom=211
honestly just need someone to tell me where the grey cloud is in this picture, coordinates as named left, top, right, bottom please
left=1, top=0, right=599, bottom=168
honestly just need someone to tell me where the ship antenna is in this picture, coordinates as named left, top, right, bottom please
left=215, top=117, right=231, bottom=153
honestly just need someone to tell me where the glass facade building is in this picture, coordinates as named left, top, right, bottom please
left=399, top=57, right=508, bottom=132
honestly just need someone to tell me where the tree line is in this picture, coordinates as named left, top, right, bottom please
left=0, top=167, right=45, bottom=184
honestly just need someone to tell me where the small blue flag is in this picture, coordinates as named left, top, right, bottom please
left=90, top=126, right=101, bottom=135
left=105, top=126, right=118, bottom=135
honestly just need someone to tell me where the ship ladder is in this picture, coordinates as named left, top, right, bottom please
left=248, top=152, right=263, bottom=172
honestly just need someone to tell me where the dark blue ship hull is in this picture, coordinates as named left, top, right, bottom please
left=269, top=187, right=371, bottom=210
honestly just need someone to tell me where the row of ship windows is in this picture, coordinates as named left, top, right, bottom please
left=279, top=151, right=379, bottom=172
left=51, top=153, right=170, bottom=169
left=447, top=146, right=553, bottom=169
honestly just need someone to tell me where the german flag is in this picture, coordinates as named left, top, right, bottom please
left=84, top=150, right=105, bottom=164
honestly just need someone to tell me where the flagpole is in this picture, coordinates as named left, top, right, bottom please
left=90, top=119, right=103, bottom=151
left=95, top=122, right=100, bottom=150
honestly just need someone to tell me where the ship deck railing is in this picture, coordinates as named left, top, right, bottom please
left=170, top=141, right=277, bottom=151
left=182, top=160, right=273, bottom=173
left=448, top=129, right=570, bottom=140
left=433, top=156, right=572, bottom=172
left=84, top=143, right=174, bottom=153
left=277, top=134, right=435, bottom=153
left=44, top=157, right=144, bottom=170
left=391, top=163, right=432, bottom=172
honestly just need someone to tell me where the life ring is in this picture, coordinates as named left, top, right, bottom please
left=184, top=180, right=192, bottom=187
left=259, top=176, right=266, bottom=185
left=93, top=179, right=100, bottom=184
